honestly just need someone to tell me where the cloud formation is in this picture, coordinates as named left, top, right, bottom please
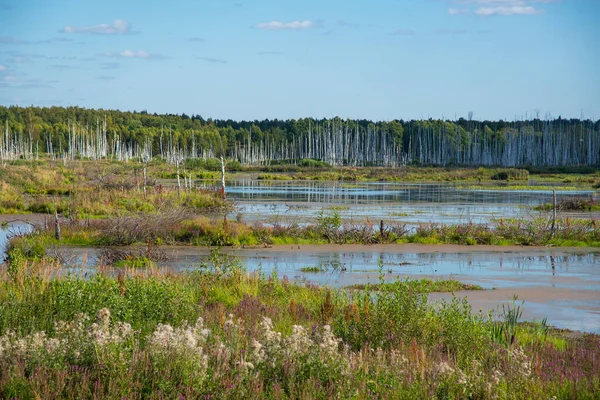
left=448, top=8, right=470, bottom=14
left=63, top=20, right=132, bottom=35
left=0, top=65, right=6, bottom=71
left=256, top=21, right=315, bottom=30
left=475, top=5, right=545, bottom=15
left=102, top=50, right=164, bottom=59
left=448, top=0, right=549, bottom=16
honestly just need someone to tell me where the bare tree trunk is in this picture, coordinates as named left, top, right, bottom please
left=220, top=156, right=226, bottom=198
left=54, top=201, right=61, bottom=241
left=143, top=166, right=147, bottom=198
left=550, top=189, right=557, bottom=238
left=176, top=159, right=181, bottom=199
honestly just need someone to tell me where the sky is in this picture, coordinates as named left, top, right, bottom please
left=0, top=0, right=598, bottom=121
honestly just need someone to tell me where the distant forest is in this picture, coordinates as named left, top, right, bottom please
left=1, top=106, right=599, bottom=167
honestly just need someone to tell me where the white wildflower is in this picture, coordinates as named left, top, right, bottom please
left=457, top=370, right=468, bottom=385
left=250, top=339, right=265, bottom=362
left=238, top=360, right=255, bottom=372
left=492, top=369, right=503, bottom=385
left=147, top=317, right=210, bottom=363
left=284, top=325, right=312, bottom=356
left=435, top=361, right=455, bottom=376
left=510, top=346, right=531, bottom=378
left=318, top=325, right=342, bottom=358
left=96, top=308, right=111, bottom=330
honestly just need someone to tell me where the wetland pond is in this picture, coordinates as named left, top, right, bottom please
left=1, top=181, right=599, bottom=333
left=10, top=240, right=599, bottom=335
left=224, top=180, right=599, bottom=226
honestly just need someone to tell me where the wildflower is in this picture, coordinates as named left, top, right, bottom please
left=318, top=325, right=342, bottom=358
left=147, top=316, right=210, bottom=371
left=434, top=361, right=455, bottom=376
left=457, top=370, right=468, bottom=385
left=510, top=346, right=531, bottom=378
left=223, top=314, right=236, bottom=331
left=96, top=308, right=111, bottom=330
left=492, top=369, right=503, bottom=385
left=284, top=325, right=312, bottom=356
left=250, top=339, right=264, bottom=362
left=238, top=360, right=255, bottom=372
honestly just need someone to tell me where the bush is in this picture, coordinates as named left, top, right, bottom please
left=491, top=169, right=529, bottom=181
left=298, top=158, right=331, bottom=168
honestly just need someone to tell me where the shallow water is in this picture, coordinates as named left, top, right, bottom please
left=50, top=245, right=600, bottom=333
left=2, top=180, right=599, bottom=333
left=0, top=222, right=33, bottom=261
left=224, top=181, right=598, bottom=226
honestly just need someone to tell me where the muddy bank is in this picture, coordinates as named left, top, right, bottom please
left=0, top=214, right=47, bottom=224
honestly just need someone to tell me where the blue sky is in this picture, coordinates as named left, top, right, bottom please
left=0, top=0, right=598, bottom=121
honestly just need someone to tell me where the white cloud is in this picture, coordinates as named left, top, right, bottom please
left=63, top=20, right=131, bottom=35
left=475, top=5, right=545, bottom=15
left=256, top=21, right=315, bottom=30
left=448, top=8, right=470, bottom=14
left=0, top=65, right=6, bottom=71
left=453, top=0, right=553, bottom=4
left=3, top=76, right=16, bottom=82
left=102, top=50, right=164, bottom=59
left=448, top=0, right=552, bottom=16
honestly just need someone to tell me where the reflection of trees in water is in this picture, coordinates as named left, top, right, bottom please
left=228, top=181, right=588, bottom=207
left=401, top=252, right=600, bottom=275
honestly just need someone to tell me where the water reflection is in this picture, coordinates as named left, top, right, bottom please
left=224, top=181, right=597, bottom=226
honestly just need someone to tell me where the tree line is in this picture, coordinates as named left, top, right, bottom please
left=1, top=106, right=599, bottom=167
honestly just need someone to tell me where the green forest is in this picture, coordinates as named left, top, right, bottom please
left=1, top=106, right=599, bottom=167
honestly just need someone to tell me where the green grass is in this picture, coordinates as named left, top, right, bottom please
left=113, top=256, right=156, bottom=268
left=0, top=255, right=598, bottom=399
left=300, top=265, right=327, bottom=273
left=460, top=184, right=582, bottom=191
left=345, top=278, right=484, bottom=293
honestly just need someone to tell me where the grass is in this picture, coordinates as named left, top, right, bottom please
left=0, top=252, right=598, bottom=399
left=345, top=278, right=484, bottom=293
left=459, top=184, right=589, bottom=191
left=533, top=197, right=600, bottom=212
left=113, top=256, right=156, bottom=268
left=0, top=159, right=231, bottom=217
left=10, top=211, right=600, bottom=249
left=300, top=265, right=327, bottom=273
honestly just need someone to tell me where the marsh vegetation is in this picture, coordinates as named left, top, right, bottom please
left=0, top=129, right=599, bottom=397
left=0, top=255, right=598, bottom=399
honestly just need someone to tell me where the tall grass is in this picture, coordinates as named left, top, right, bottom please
left=0, top=257, right=598, bottom=398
